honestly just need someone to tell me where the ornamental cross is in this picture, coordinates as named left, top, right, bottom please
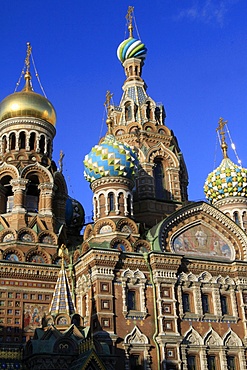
left=216, top=117, right=227, bottom=145
left=126, top=6, right=134, bottom=37
left=58, top=150, right=65, bottom=173
left=25, top=42, right=32, bottom=72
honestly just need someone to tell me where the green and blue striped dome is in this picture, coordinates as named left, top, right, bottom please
left=117, top=37, right=147, bottom=63
left=84, top=134, right=138, bottom=183
left=204, top=157, right=247, bottom=204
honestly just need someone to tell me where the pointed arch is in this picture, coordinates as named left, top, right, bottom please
left=182, top=326, right=203, bottom=346
left=223, top=329, right=242, bottom=347
left=124, top=325, right=149, bottom=345
left=203, top=328, right=223, bottom=346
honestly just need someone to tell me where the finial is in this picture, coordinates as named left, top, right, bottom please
left=126, top=6, right=134, bottom=38
left=104, top=90, right=113, bottom=134
left=58, top=150, right=65, bottom=173
left=216, top=117, right=228, bottom=159
left=22, top=42, right=33, bottom=92
left=25, top=42, right=32, bottom=73
left=58, top=244, right=67, bottom=268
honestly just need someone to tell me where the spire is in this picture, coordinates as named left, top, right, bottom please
left=216, top=117, right=228, bottom=159
left=126, top=6, right=134, bottom=38
left=49, top=245, right=76, bottom=316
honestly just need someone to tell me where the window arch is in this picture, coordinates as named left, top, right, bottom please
left=29, top=132, right=36, bottom=151
left=9, top=133, right=16, bottom=150
left=108, top=192, right=115, bottom=212
left=125, top=103, right=132, bottom=121
left=19, top=132, right=26, bottom=149
left=0, top=175, right=14, bottom=213
left=2, top=136, right=7, bottom=154
left=153, top=158, right=168, bottom=199
left=39, top=135, right=45, bottom=154
left=26, top=175, right=40, bottom=212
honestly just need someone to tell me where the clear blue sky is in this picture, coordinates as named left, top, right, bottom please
left=0, top=0, right=246, bottom=219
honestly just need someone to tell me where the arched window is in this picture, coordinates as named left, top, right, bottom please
left=125, top=103, right=132, bottom=121
left=2, top=136, right=7, bottom=153
left=19, top=132, right=26, bottom=149
left=108, top=192, right=114, bottom=212
left=26, top=175, right=40, bottom=212
left=47, top=139, right=51, bottom=156
left=146, top=101, right=151, bottom=120
left=0, top=175, right=13, bottom=213
left=233, top=211, right=240, bottom=225
left=127, top=194, right=132, bottom=215
left=153, top=158, right=168, bottom=199
left=9, top=133, right=16, bottom=150
left=29, top=132, right=36, bottom=151
left=39, top=135, right=45, bottom=154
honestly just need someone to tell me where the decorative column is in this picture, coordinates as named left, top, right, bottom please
left=229, top=287, right=238, bottom=316
left=10, top=179, right=29, bottom=212
left=211, top=285, right=221, bottom=316
left=38, top=183, right=53, bottom=215
left=192, top=283, right=202, bottom=316
left=220, top=350, right=228, bottom=369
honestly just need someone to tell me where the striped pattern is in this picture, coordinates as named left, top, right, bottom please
left=49, top=263, right=75, bottom=316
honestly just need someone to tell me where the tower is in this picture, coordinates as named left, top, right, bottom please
left=106, top=7, right=188, bottom=227
left=0, top=44, right=84, bottom=367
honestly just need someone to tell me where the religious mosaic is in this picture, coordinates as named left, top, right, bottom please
left=24, top=303, right=49, bottom=332
left=172, top=224, right=233, bottom=260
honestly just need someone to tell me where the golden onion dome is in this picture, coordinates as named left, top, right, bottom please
left=0, top=72, right=56, bottom=126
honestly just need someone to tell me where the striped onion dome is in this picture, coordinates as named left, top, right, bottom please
left=204, top=157, right=247, bottom=204
left=117, top=37, right=147, bottom=63
left=84, top=134, right=138, bottom=183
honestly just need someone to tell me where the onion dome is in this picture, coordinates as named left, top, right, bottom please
left=65, top=196, right=85, bottom=232
left=0, top=71, right=56, bottom=126
left=117, top=37, right=147, bottom=64
left=204, top=157, right=247, bottom=204
left=84, top=134, right=138, bottom=183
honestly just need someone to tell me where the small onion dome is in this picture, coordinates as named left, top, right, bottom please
left=84, top=134, right=138, bottom=183
left=117, top=37, right=147, bottom=63
left=0, top=72, right=56, bottom=126
left=204, top=157, right=247, bottom=204
left=65, top=196, right=85, bottom=232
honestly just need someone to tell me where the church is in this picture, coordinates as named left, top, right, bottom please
left=0, top=7, right=247, bottom=370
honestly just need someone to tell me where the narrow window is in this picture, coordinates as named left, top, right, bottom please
left=153, top=159, right=166, bottom=199
left=207, top=355, right=216, bottom=370
left=146, top=101, right=151, bottom=120
left=2, top=136, right=7, bottom=153
left=10, top=133, right=16, bottom=150
left=187, top=355, right=196, bottom=370
left=234, top=211, right=240, bottom=225
left=108, top=192, right=114, bottom=212
left=227, top=356, right=236, bottom=370
left=182, top=293, right=190, bottom=313
left=202, top=294, right=210, bottom=314
left=127, top=291, right=136, bottom=310
left=129, top=354, right=142, bottom=370
left=19, top=132, right=26, bottom=149
left=39, top=135, right=45, bottom=154
left=29, top=132, right=36, bottom=151
left=220, top=295, right=228, bottom=315
left=125, top=104, right=132, bottom=121
left=127, top=194, right=131, bottom=215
